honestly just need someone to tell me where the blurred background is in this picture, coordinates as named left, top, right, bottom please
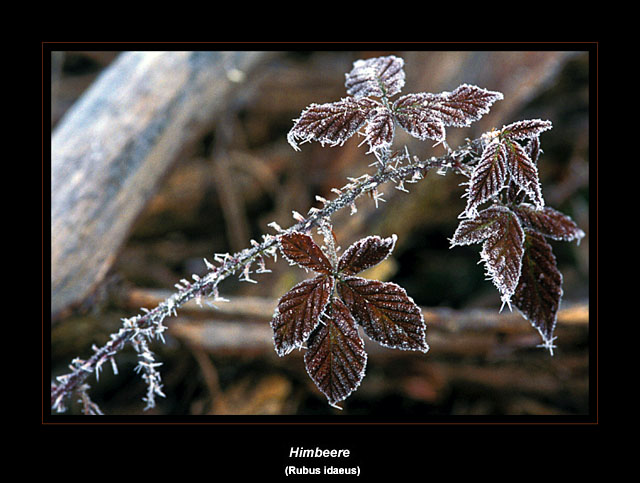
left=50, top=49, right=591, bottom=416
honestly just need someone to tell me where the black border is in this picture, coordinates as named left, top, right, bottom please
left=43, top=43, right=599, bottom=466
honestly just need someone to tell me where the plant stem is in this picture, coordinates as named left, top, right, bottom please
left=50, top=136, right=483, bottom=413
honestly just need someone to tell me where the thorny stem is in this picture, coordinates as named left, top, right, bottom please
left=50, top=136, right=484, bottom=413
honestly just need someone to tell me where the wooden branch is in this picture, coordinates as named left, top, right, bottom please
left=123, top=288, right=588, bottom=356
left=51, top=51, right=275, bottom=320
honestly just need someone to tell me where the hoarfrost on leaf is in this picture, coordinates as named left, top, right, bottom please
left=500, top=119, right=553, bottom=140
left=287, top=97, right=377, bottom=151
left=337, top=234, right=397, bottom=276
left=503, top=139, right=544, bottom=209
left=514, top=204, right=585, bottom=242
left=304, top=298, right=367, bottom=407
left=464, top=141, right=509, bottom=217
left=345, top=55, right=406, bottom=99
left=271, top=275, right=334, bottom=356
left=452, top=206, right=525, bottom=305
left=512, top=231, right=563, bottom=353
left=337, top=277, right=428, bottom=352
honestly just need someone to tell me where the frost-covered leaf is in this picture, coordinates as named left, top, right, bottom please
left=279, top=232, right=333, bottom=274
left=506, top=137, right=540, bottom=204
left=500, top=119, right=553, bottom=140
left=513, top=231, right=563, bottom=352
left=514, top=204, right=586, bottom=242
left=271, top=275, right=334, bottom=356
left=479, top=207, right=525, bottom=305
left=337, top=277, right=428, bottom=352
left=503, top=139, right=544, bottom=209
left=304, top=298, right=367, bottom=407
left=364, top=108, right=395, bottom=153
left=527, top=135, right=541, bottom=164
left=287, top=97, right=378, bottom=151
left=345, top=55, right=406, bottom=99
left=338, top=234, right=397, bottom=276
left=464, top=141, right=509, bottom=217
left=452, top=205, right=525, bottom=305
left=450, top=205, right=506, bottom=246
left=392, top=85, right=502, bottom=143
left=392, top=93, right=447, bottom=143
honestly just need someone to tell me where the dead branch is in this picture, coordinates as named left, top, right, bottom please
left=51, top=51, right=275, bottom=320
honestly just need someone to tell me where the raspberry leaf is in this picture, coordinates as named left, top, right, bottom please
left=287, top=97, right=377, bottom=151
left=304, top=298, right=367, bottom=408
left=279, top=232, right=333, bottom=274
left=452, top=205, right=525, bottom=306
left=337, top=276, right=428, bottom=352
left=271, top=275, right=334, bottom=356
left=464, top=140, right=509, bottom=217
left=514, top=204, right=585, bottom=242
left=512, top=231, right=563, bottom=353
left=345, top=55, right=406, bottom=99
left=337, top=234, right=397, bottom=276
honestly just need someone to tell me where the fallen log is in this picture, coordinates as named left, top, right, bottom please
left=51, top=51, right=275, bottom=320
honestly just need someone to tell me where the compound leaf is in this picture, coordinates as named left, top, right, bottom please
left=345, top=55, right=406, bottom=99
left=337, top=276, right=428, bottom=352
left=271, top=275, right=334, bottom=356
left=513, top=231, right=563, bottom=352
left=338, top=234, right=397, bottom=276
left=287, top=97, right=377, bottom=151
left=279, top=232, right=333, bottom=274
left=304, top=298, right=367, bottom=407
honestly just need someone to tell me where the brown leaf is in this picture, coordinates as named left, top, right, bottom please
left=513, top=231, right=563, bottom=352
left=392, top=93, right=447, bottom=143
left=364, top=108, right=395, bottom=153
left=304, top=298, right=367, bottom=407
left=337, top=276, right=428, bottom=352
left=464, top=141, right=509, bottom=217
left=479, top=206, right=525, bottom=306
left=279, top=232, right=332, bottom=274
left=416, top=84, right=504, bottom=128
left=345, top=55, right=406, bottom=98
left=501, top=119, right=553, bottom=140
left=337, top=234, right=397, bottom=276
left=514, top=204, right=585, bottom=242
left=453, top=205, right=525, bottom=306
left=271, top=275, right=334, bottom=356
left=503, top=139, right=544, bottom=209
left=450, top=205, right=508, bottom=246
left=287, top=97, right=377, bottom=151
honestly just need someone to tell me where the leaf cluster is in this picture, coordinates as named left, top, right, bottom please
left=452, top=124, right=585, bottom=351
left=271, top=231, right=427, bottom=407
left=288, top=55, right=503, bottom=156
